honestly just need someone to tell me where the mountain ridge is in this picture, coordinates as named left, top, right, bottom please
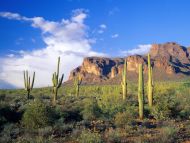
left=67, top=42, right=190, bottom=84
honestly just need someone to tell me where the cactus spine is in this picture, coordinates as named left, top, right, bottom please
left=138, top=64, right=144, bottom=120
left=52, top=57, right=64, bottom=105
left=121, top=59, right=127, bottom=100
left=74, top=75, right=82, bottom=96
left=147, top=54, right=153, bottom=107
left=24, top=70, right=35, bottom=99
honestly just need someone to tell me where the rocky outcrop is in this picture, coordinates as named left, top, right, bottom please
left=68, top=42, right=190, bottom=83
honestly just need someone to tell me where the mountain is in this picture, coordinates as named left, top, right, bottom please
left=67, top=42, right=190, bottom=84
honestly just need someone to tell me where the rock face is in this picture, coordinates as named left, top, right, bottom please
left=68, top=42, right=190, bottom=83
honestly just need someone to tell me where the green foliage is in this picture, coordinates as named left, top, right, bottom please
left=98, top=93, right=126, bottom=118
left=151, top=92, right=180, bottom=120
left=0, top=123, right=20, bottom=143
left=78, top=129, right=102, bottom=143
left=74, top=75, right=82, bottom=96
left=23, top=70, right=35, bottom=99
left=22, top=100, right=51, bottom=129
left=138, top=64, right=144, bottom=120
left=114, top=106, right=137, bottom=128
left=121, top=59, right=127, bottom=100
left=52, top=57, right=64, bottom=105
left=81, top=97, right=102, bottom=121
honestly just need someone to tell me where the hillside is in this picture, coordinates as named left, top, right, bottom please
left=68, top=42, right=190, bottom=84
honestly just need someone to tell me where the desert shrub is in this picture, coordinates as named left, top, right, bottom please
left=38, top=126, right=53, bottom=138
left=22, top=100, right=52, bottom=129
left=151, top=93, right=180, bottom=120
left=0, top=101, right=21, bottom=124
left=114, top=106, right=137, bottom=128
left=104, top=128, right=128, bottom=143
left=81, top=97, right=102, bottom=121
left=175, top=89, right=190, bottom=119
left=98, top=94, right=127, bottom=118
left=59, top=97, right=83, bottom=122
left=0, top=123, right=20, bottom=143
left=157, top=126, right=178, bottom=143
left=78, top=129, right=102, bottom=143
left=16, top=136, right=53, bottom=143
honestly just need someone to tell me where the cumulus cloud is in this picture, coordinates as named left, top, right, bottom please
left=120, top=44, right=152, bottom=56
left=111, top=34, right=119, bottom=38
left=0, top=10, right=106, bottom=88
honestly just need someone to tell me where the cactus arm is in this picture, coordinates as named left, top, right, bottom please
left=24, top=71, right=27, bottom=89
left=79, top=76, right=82, bottom=85
left=26, top=70, right=29, bottom=90
left=28, top=76, right=31, bottom=90
left=57, top=57, right=60, bottom=79
left=31, top=72, right=35, bottom=89
left=57, top=74, right=64, bottom=88
left=52, top=57, right=64, bottom=105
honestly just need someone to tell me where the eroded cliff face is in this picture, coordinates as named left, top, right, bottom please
left=68, top=42, right=190, bottom=83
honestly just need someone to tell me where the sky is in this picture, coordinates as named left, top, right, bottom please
left=0, top=0, right=190, bottom=88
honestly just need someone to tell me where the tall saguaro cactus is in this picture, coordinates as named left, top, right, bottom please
left=24, top=70, right=35, bottom=99
left=52, top=57, right=64, bottom=105
left=147, top=54, right=153, bottom=107
left=121, top=59, right=127, bottom=100
left=74, top=75, right=82, bottom=96
left=138, top=64, right=144, bottom=120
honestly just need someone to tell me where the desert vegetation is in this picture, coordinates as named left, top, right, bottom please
left=0, top=56, right=190, bottom=143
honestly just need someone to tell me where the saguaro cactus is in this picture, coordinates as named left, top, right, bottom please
left=52, top=57, right=64, bottom=105
left=147, top=54, right=153, bottom=107
left=121, top=59, right=127, bottom=100
left=24, top=70, right=35, bottom=99
left=74, top=75, right=82, bottom=96
left=138, top=64, right=144, bottom=120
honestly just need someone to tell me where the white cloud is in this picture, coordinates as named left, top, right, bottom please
left=120, top=44, right=152, bottom=56
left=97, top=24, right=107, bottom=34
left=0, top=11, right=106, bottom=88
left=99, top=24, right=106, bottom=29
left=98, top=30, right=104, bottom=34
left=111, top=34, right=119, bottom=38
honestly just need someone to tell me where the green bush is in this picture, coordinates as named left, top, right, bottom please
left=78, top=129, right=102, bottom=143
left=22, top=100, right=51, bottom=129
left=81, top=98, right=102, bottom=121
left=151, top=94, right=180, bottom=120
left=98, top=94, right=126, bottom=118
left=114, top=106, right=137, bottom=128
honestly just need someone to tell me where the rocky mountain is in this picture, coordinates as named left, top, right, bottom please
left=68, top=42, right=190, bottom=84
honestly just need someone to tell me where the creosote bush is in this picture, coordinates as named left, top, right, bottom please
left=22, top=100, right=52, bottom=129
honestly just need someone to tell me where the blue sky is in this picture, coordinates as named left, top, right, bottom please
left=0, top=0, right=190, bottom=88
